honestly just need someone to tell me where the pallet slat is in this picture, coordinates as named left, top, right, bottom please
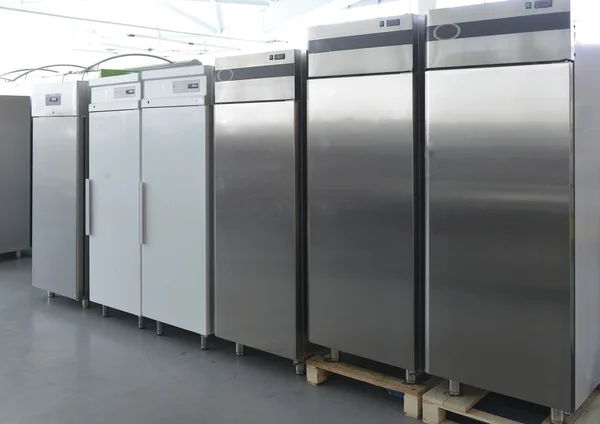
left=305, top=355, right=441, bottom=419
left=423, top=381, right=600, bottom=424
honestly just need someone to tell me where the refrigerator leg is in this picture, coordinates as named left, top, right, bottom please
left=551, top=409, right=565, bottom=424
left=102, top=305, right=109, bottom=317
left=47, top=291, right=55, bottom=298
left=330, top=349, right=340, bottom=362
left=200, top=335, right=208, bottom=350
left=405, top=369, right=417, bottom=384
left=138, top=316, right=144, bottom=329
left=449, top=380, right=461, bottom=396
left=235, top=343, right=244, bottom=356
left=82, top=299, right=89, bottom=309
left=15, top=250, right=22, bottom=259
left=157, top=321, right=163, bottom=336
left=295, top=361, right=306, bottom=376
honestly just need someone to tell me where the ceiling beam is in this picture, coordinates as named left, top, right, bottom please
left=182, top=0, right=271, bottom=5
left=160, top=0, right=220, bottom=33
left=0, top=5, right=270, bottom=43
left=212, top=0, right=225, bottom=33
left=263, top=0, right=362, bottom=32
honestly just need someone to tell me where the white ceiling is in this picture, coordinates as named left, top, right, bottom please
left=0, top=0, right=507, bottom=78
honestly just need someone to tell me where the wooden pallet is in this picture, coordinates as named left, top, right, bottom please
left=423, top=381, right=600, bottom=424
left=306, top=355, right=441, bottom=419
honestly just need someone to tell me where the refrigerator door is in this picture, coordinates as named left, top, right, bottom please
left=308, top=73, right=415, bottom=369
left=88, top=110, right=141, bottom=316
left=214, top=101, right=300, bottom=360
left=426, top=62, right=573, bottom=411
left=141, top=105, right=211, bottom=336
left=0, top=96, right=31, bottom=254
left=32, top=116, right=85, bottom=300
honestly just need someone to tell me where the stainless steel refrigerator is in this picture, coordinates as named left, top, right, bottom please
left=214, top=50, right=307, bottom=373
left=140, top=66, right=213, bottom=347
left=307, top=16, right=425, bottom=375
left=0, top=96, right=31, bottom=257
left=31, top=81, right=89, bottom=306
left=88, top=74, right=142, bottom=325
left=426, top=0, right=600, bottom=419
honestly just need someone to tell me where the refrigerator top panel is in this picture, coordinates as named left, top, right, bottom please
left=308, top=15, right=420, bottom=78
left=31, top=80, right=89, bottom=118
left=142, top=65, right=213, bottom=108
left=426, top=0, right=573, bottom=69
left=215, top=49, right=302, bottom=104
left=89, top=73, right=142, bottom=112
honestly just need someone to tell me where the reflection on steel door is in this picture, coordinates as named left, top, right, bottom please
left=32, top=116, right=84, bottom=300
left=426, top=63, right=572, bottom=410
left=141, top=106, right=210, bottom=336
left=308, top=73, right=415, bottom=369
left=214, top=101, right=299, bottom=360
left=89, top=110, right=141, bottom=316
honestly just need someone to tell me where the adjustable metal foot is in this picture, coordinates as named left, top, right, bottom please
left=82, top=299, right=89, bottom=309
left=138, top=316, right=144, bottom=329
left=235, top=343, right=244, bottom=356
left=449, top=380, right=461, bottom=396
left=551, top=409, right=565, bottom=424
left=406, top=369, right=417, bottom=384
left=15, top=250, right=22, bottom=259
left=47, top=291, right=55, bottom=298
left=156, top=321, right=163, bottom=336
left=102, top=305, right=109, bottom=317
left=200, top=335, right=208, bottom=350
left=330, top=349, right=340, bottom=362
left=295, top=361, right=306, bottom=376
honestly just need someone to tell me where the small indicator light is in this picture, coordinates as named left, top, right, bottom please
left=525, top=1, right=532, bottom=9
left=380, top=20, right=385, bottom=27
left=269, top=55, right=274, bottom=60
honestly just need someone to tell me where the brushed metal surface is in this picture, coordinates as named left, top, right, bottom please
left=308, top=16, right=418, bottom=77
left=141, top=105, right=211, bottom=336
left=427, top=30, right=572, bottom=69
left=215, top=50, right=301, bottom=104
left=32, top=116, right=85, bottom=300
left=215, top=50, right=297, bottom=70
left=88, top=109, right=141, bottom=317
left=214, top=101, right=300, bottom=361
left=0, top=96, right=31, bottom=254
left=307, top=74, right=416, bottom=369
left=426, top=63, right=572, bottom=411
left=573, top=0, right=600, bottom=410
left=308, top=46, right=414, bottom=78
left=215, top=77, right=296, bottom=104
left=426, top=1, right=572, bottom=69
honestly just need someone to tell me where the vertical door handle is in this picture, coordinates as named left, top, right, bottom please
left=139, top=182, right=145, bottom=244
left=85, top=179, right=91, bottom=236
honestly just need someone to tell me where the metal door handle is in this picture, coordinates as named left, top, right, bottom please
left=85, top=179, right=91, bottom=236
left=139, top=182, right=145, bottom=244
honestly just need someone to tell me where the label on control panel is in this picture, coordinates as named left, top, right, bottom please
left=114, top=86, right=136, bottom=99
left=45, top=93, right=61, bottom=106
left=173, top=80, right=201, bottom=93
left=380, top=18, right=400, bottom=27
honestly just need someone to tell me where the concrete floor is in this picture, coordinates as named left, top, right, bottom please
left=0, top=256, right=420, bottom=424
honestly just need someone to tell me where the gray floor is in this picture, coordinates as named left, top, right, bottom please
left=0, top=257, right=420, bottom=424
